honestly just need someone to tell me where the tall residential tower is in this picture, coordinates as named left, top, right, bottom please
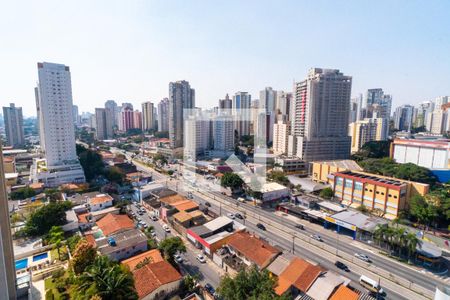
left=2, top=103, right=24, bottom=148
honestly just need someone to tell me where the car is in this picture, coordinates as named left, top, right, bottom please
left=237, top=197, right=246, bottom=203
left=204, top=202, right=211, bottom=207
left=150, top=231, right=157, bottom=237
left=335, top=261, right=350, bottom=272
left=235, top=213, right=243, bottom=219
left=310, top=234, right=323, bottom=242
left=136, top=217, right=142, bottom=222
left=174, top=254, right=183, bottom=263
left=138, top=211, right=144, bottom=215
left=152, top=216, right=158, bottom=221
left=143, top=223, right=148, bottom=229
left=295, top=224, right=305, bottom=230
left=196, top=254, right=206, bottom=263
left=227, top=213, right=235, bottom=219
left=256, top=223, right=266, bottom=230
left=354, top=253, right=371, bottom=262
left=163, top=224, right=171, bottom=232
left=131, top=212, right=136, bottom=217
left=205, top=283, right=215, bottom=295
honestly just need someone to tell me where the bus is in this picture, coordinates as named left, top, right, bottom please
left=359, top=275, right=384, bottom=295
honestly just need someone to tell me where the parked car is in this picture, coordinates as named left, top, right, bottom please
left=136, top=217, right=142, bottom=222
left=163, top=224, right=171, bottom=232
left=335, top=261, right=350, bottom=272
left=256, top=223, right=266, bottom=230
left=235, top=213, right=243, bottom=219
left=237, top=197, right=246, bottom=203
left=310, top=234, right=323, bottom=242
left=205, top=283, right=215, bottom=295
left=354, top=253, right=371, bottom=262
left=174, top=254, right=183, bottom=263
left=197, top=254, right=206, bottom=263
left=204, top=202, right=211, bottom=207
left=227, top=213, right=235, bottom=219
left=150, top=231, right=157, bottom=237
left=295, top=224, right=305, bottom=230
left=151, top=216, right=158, bottom=221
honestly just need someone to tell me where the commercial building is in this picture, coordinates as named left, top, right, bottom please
left=169, top=80, right=195, bottom=148
left=157, top=98, right=169, bottom=132
left=311, top=160, right=363, bottom=185
left=0, top=144, right=17, bottom=299
left=349, top=118, right=387, bottom=153
left=32, top=62, right=85, bottom=186
left=289, top=68, right=352, bottom=161
left=274, top=157, right=307, bottom=175
left=273, top=120, right=290, bottom=155
left=3, top=103, right=25, bottom=148
left=142, top=101, right=156, bottom=131
left=332, top=170, right=429, bottom=219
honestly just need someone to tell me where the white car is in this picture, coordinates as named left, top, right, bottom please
left=354, top=253, right=371, bottom=262
left=227, top=213, right=235, bottom=219
left=196, top=254, right=206, bottom=263
left=174, top=254, right=183, bottom=263
left=163, top=224, right=171, bottom=232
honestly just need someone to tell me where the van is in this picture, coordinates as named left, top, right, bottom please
left=359, top=275, right=384, bottom=295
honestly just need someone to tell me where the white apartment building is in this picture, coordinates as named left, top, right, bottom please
left=32, top=62, right=85, bottom=186
left=142, top=101, right=156, bottom=131
left=273, top=120, right=290, bottom=155
left=289, top=68, right=352, bottom=161
left=232, top=92, right=251, bottom=137
left=212, top=114, right=234, bottom=157
left=184, top=115, right=211, bottom=159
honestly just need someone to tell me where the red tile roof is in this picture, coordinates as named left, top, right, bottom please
left=122, top=250, right=164, bottom=270
left=227, top=232, right=281, bottom=269
left=77, top=213, right=90, bottom=223
left=90, top=194, right=113, bottom=205
left=96, top=213, right=135, bottom=236
left=329, top=285, right=359, bottom=300
left=171, top=200, right=199, bottom=212
left=275, top=257, right=323, bottom=295
left=132, top=261, right=182, bottom=299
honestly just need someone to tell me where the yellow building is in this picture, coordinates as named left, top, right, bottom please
left=312, top=160, right=363, bottom=184
left=349, top=118, right=387, bottom=153
left=333, top=170, right=429, bottom=220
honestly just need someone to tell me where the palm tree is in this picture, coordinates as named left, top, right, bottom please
left=392, top=228, right=406, bottom=257
left=48, top=226, right=64, bottom=260
left=384, top=226, right=396, bottom=255
left=404, top=233, right=421, bottom=262
left=373, top=225, right=386, bottom=247
left=76, top=256, right=137, bottom=299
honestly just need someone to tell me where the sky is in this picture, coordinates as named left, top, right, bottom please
left=1, top=0, right=449, bottom=117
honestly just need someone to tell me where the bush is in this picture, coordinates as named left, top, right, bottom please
left=52, top=269, right=65, bottom=279
left=45, top=289, right=54, bottom=300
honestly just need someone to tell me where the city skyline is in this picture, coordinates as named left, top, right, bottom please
left=1, top=1, right=450, bottom=116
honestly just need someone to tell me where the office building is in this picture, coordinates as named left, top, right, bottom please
left=349, top=118, right=387, bottom=153
left=394, top=105, right=414, bottom=131
left=232, top=92, right=251, bottom=137
left=32, top=62, right=85, bottom=186
left=273, top=120, right=290, bottom=155
left=169, top=81, right=195, bottom=148
left=219, top=94, right=232, bottom=110
left=158, top=98, right=169, bottom=132
left=260, top=87, right=277, bottom=112
left=2, top=103, right=24, bottom=148
left=0, top=143, right=17, bottom=300
left=95, top=108, right=107, bottom=140
left=142, top=101, right=156, bottom=131
left=289, top=68, right=352, bottom=161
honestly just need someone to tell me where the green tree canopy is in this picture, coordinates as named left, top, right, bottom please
left=105, top=166, right=125, bottom=184
left=48, top=226, right=64, bottom=260
left=77, top=144, right=105, bottom=182
left=268, top=171, right=289, bottom=186
left=71, top=239, right=98, bottom=275
left=25, top=201, right=72, bottom=236
left=220, top=173, right=244, bottom=190
left=217, top=266, right=290, bottom=300
left=319, top=187, right=334, bottom=199
left=158, top=237, right=186, bottom=266
left=351, top=140, right=391, bottom=161
left=10, top=186, right=36, bottom=200
left=409, top=194, right=439, bottom=228
left=154, top=131, right=169, bottom=139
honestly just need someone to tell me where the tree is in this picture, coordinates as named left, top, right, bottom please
left=319, top=187, right=334, bottom=200
left=48, top=226, right=64, bottom=260
left=404, top=233, right=421, bottom=262
left=105, top=166, right=125, bottom=184
left=182, top=274, right=199, bottom=294
left=351, top=140, right=391, bottom=161
left=158, top=237, right=186, bottom=266
left=220, top=173, right=244, bottom=190
left=154, top=131, right=169, bottom=139
left=217, top=266, right=290, bottom=300
left=153, top=154, right=168, bottom=166
left=45, top=188, right=62, bottom=202
left=409, top=195, right=439, bottom=229
left=25, top=201, right=72, bottom=236
left=356, top=204, right=368, bottom=213
left=72, top=239, right=98, bottom=275
left=10, top=186, right=36, bottom=200
left=77, top=144, right=105, bottom=182
left=75, top=256, right=137, bottom=299
left=67, top=235, right=82, bottom=254
left=268, top=171, right=289, bottom=186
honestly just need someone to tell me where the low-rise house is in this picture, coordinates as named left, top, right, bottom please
left=97, top=228, right=147, bottom=261
left=122, top=250, right=182, bottom=300
left=274, top=257, right=324, bottom=297
left=89, top=193, right=114, bottom=212
left=328, top=285, right=359, bottom=300
left=95, top=213, right=135, bottom=236
left=226, top=231, right=281, bottom=270
left=306, top=271, right=347, bottom=300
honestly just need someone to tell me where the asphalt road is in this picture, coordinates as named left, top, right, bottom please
left=128, top=156, right=446, bottom=299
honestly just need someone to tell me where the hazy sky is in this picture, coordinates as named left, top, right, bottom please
left=1, top=0, right=449, bottom=117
